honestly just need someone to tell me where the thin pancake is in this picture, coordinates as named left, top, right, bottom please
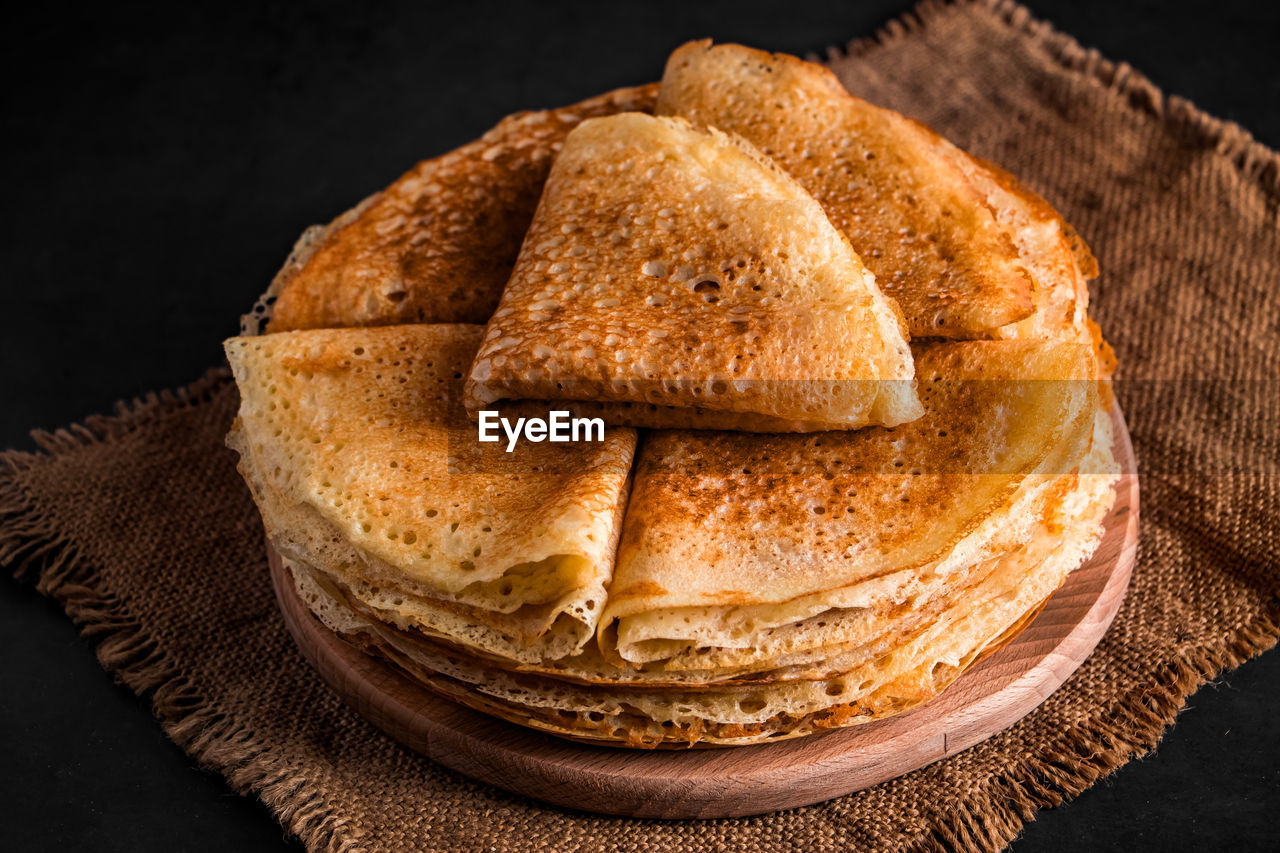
left=655, top=41, right=1038, bottom=339
left=602, top=340, right=1099, bottom=665
left=464, top=112, right=921, bottom=432
left=225, top=324, right=636, bottom=661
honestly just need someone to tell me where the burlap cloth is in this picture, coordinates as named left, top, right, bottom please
left=3, top=1, right=1277, bottom=850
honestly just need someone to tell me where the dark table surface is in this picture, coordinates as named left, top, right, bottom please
left=3, top=1, right=1277, bottom=850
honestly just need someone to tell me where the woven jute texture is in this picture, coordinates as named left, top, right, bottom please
left=3, top=1, right=1278, bottom=850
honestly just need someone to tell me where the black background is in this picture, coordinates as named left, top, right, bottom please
left=2, top=1, right=1277, bottom=850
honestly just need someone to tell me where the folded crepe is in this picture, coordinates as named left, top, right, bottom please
left=600, top=339, right=1108, bottom=668
left=656, top=41, right=1095, bottom=340
left=278, top=339, right=1118, bottom=746
left=224, top=324, right=637, bottom=662
left=261, top=85, right=658, bottom=333
left=463, top=112, right=922, bottom=432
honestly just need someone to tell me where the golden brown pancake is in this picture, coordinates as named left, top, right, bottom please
left=225, top=324, right=637, bottom=661
left=464, top=112, right=921, bottom=432
left=602, top=340, right=1104, bottom=666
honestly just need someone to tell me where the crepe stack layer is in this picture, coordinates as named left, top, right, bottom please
left=225, top=324, right=637, bottom=662
left=462, top=112, right=921, bottom=432
left=228, top=41, right=1120, bottom=748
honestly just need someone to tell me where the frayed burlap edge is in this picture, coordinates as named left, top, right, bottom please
left=0, top=369, right=368, bottom=853
left=2, top=3, right=1279, bottom=852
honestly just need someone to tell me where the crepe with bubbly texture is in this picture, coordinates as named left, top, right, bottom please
left=225, top=324, right=637, bottom=661
left=656, top=41, right=1095, bottom=340
left=601, top=339, right=1106, bottom=667
left=463, top=112, right=921, bottom=432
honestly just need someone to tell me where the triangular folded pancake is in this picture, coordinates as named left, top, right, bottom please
left=656, top=41, right=1068, bottom=339
left=263, top=85, right=658, bottom=333
left=601, top=339, right=1106, bottom=666
left=225, top=324, right=637, bottom=662
left=464, top=112, right=921, bottom=432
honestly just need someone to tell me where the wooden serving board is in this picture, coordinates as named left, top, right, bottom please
left=269, top=406, right=1139, bottom=819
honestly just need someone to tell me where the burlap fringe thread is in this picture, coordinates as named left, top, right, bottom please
left=3, top=2, right=1279, bottom=851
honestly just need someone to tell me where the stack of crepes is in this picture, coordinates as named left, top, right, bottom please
left=225, top=42, right=1121, bottom=747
